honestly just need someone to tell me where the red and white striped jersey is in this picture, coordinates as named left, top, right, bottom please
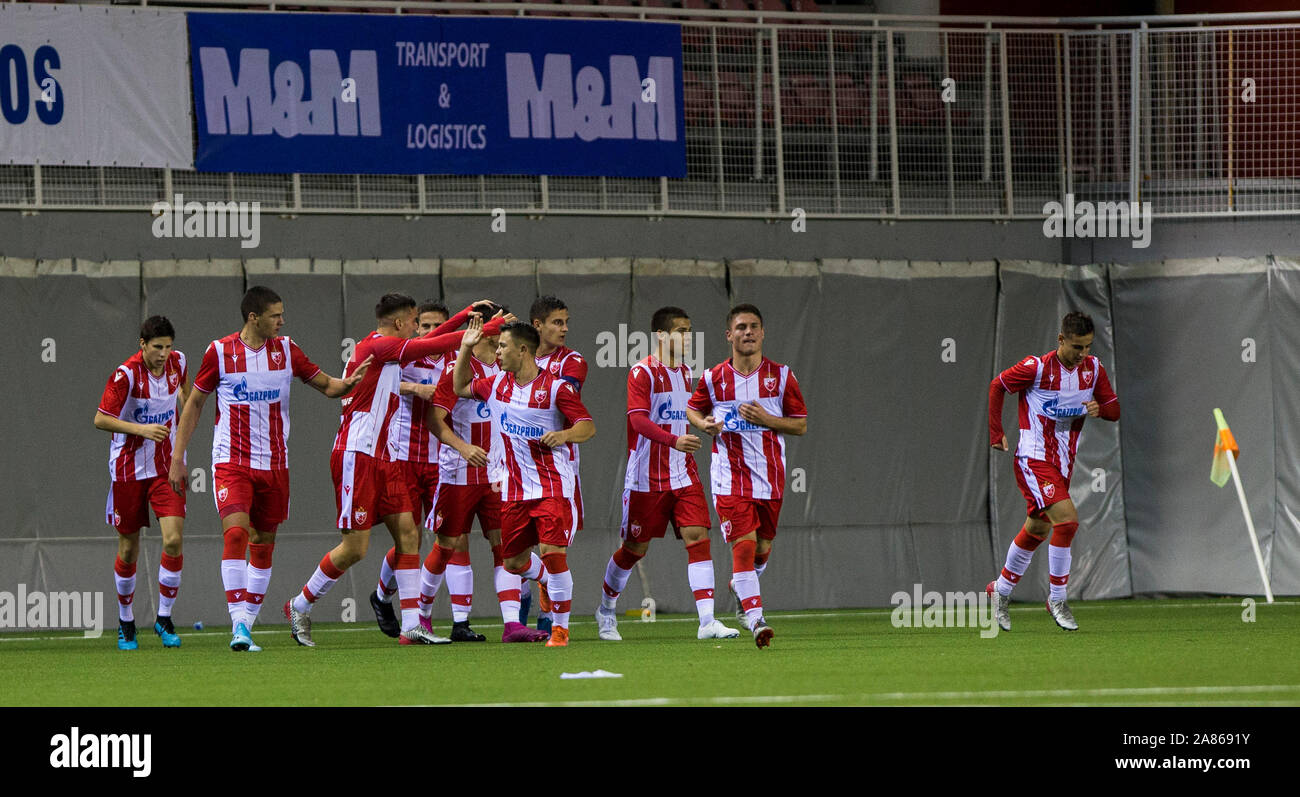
left=536, top=345, right=588, bottom=470
left=625, top=356, right=699, bottom=492
left=333, top=332, right=410, bottom=458
left=993, top=352, right=1119, bottom=479
left=471, top=370, right=592, bottom=502
left=433, top=352, right=499, bottom=485
left=193, top=334, right=322, bottom=471
left=387, top=353, right=448, bottom=464
left=98, top=350, right=187, bottom=481
left=687, top=358, right=807, bottom=500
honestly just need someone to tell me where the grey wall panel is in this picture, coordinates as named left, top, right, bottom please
left=1266, top=259, right=1300, bottom=595
left=440, top=259, right=536, bottom=325
left=9, top=262, right=142, bottom=545
left=991, top=262, right=1130, bottom=601
left=1113, top=261, right=1275, bottom=595
left=342, top=260, right=442, bottom=337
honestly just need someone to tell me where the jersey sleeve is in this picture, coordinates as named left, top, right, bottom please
left=555, top=381, right=592, bottom=425
left=560, top=354, right=588, bottom=391
left=288, top=339, right=323, bottom=382
left=470, top=375, right=495, bottom=403
left=782, top=370, right=808, bottom=417
left=432, top=366, right=459, bottom=413
left=626, top=365, right=652, bottom=415
left=193, top=342, right=220, bottom=394
left=98, top=367, right=131, bottom=417
left=1094, top=363, right=1121, bottom=421
left=687, top=372, right=713, bottom=414
left=997, top=356, right=1039, bottom=393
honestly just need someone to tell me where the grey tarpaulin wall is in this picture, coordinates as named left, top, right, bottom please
left=1114, top=258, right=1291, bottom=596
left=4, top=256, right=1297, bottom=631
left=992, top=261, right=1131, bottom=601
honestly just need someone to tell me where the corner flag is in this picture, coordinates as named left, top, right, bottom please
left=1210, top=408, right=1239, bottom=487
left=1211, top=408, right=1273, bottom=603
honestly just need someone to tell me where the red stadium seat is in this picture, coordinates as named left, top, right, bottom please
left=717, top=70, right=755, bottom=127
left=833, top=75, right=867, bottom=128
left=683, top=71, right=714, bottom=127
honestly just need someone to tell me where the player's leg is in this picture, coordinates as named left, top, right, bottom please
left=113, top=526, right=141, bottom=651
left=479, top=488, right=521, bottom=636
left=539, top=496, right=579, bottom=647
left=1042, top=498, right=1080, bottom=631
left=501, top=502, right=552, bottom=643
left=286, top=451, right=375, bottom=647
left=385, top=509, right=450, bottom=645
left=988, top=458, right=1058, bottom=631
left=106, top=482, right=144, bottom=650
left=720, top=497, right=773, bottom=647
left=444, top=531, right=484, bottom=642
left=371, top=547, right=401, bottom=637
left=152, top=513, right=185, bottom=648
left=213, top=465, right=256, bottom=648
left=241, top=469, right=289, bottom=649
left=682, top=524, right=740, bottom=640
left=596, top=489, right=654, bottom=641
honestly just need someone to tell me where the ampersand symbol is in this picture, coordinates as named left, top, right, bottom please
left=439, top=84, right=451, bottom=109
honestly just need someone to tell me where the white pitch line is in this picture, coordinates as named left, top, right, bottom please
left=2, top=600, right=1296, bottom=643
left=396, top=683, right=1300, bottom=708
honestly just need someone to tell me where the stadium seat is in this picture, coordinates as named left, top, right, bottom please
left=833, top=75, right=868, bottom=128
left=784, top=74, right=829, bottom=126
left=717, top=70, right=755, bottom=126
left=683, top=70, right=714, bottom=127
left=478, top=0, right=524, bottom=17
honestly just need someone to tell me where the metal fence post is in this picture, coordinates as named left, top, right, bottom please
left=887, top=29, right=900, bottom=217
left=829, top=28, right=841, bottom=214
left=711, top=26, right=725, bottom=211
left=1063, top=33, right=1074, bottom=199
left=1000, top=30, right=1013, bottom=216
left=771, top=27, right=785, bottom=215
left=1130, top=28, right=1141, bottom=205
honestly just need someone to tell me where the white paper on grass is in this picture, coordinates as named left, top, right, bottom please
left=559, top=670, right=623, bottom=680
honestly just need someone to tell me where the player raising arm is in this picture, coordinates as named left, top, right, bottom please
left=986, top=311, right=1120, bottom=632
left=452, top=317, right=595, bottom=647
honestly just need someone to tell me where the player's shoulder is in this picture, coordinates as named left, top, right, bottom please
left=168, top=349, right=186, bottom=368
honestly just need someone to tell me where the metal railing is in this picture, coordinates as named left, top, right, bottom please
left=6, top=1, right=1300, bottom=218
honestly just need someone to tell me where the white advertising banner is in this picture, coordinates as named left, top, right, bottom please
left=0, top=4, right=193, bottom=168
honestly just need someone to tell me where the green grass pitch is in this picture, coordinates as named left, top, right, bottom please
left=3, top=598, right=1297, bottom=707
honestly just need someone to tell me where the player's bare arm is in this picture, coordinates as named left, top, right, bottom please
left=93, top=411, right=170, bottom=443
left=428, top=406, right=488, bottom=468
left=451, top=317, right=483, bottom=398
left=309, top=354, right=374, bottom=398
left=686, top=408, right=722, bottom=436
left=992, top=435, right=1009, bottom=451
left=674, top=433, right=702, bottom=453
left=167, top=388, right=209, bottom=493
left=539, top=419, right=595, bottom=448
left=737, top=401, right=806, bottom=435
left=400, top=381, right=438, bottom=401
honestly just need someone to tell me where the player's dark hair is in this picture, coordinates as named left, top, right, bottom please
left=139, top=315, right=175, bottom=342
left=375, top=292, right=417, bottom=319
left=726, top=303, right=764, bottom=327
left=472, top=301, right=503, bottom=323
left=241, top=286, right=282, bottom=322
left=417, top=299, right=450, bottom=320
left=1061, top=311, right=1095, bottom=338
left=501, top=321, right=540, bottom=353
left=530, top=295, right=567, bottom=324
left=651, top=306, right=689, bottom=333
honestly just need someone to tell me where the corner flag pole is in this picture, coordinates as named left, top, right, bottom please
left=1212, top=408, right=1273, bottom=604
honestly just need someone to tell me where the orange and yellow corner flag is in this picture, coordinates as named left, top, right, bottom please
left=1211, top=408, right=1240, bottom=488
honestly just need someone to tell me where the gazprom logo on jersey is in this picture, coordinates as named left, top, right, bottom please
left=476, top=401, right=492, bottom=419
left=655, top=403, right=686, bottom=422
left=1042, top=397, right=1085, bottom=419
left=721, top=407, right=763, bottom=432
left=499, top=411, right=544, bottom=439
left=232, top=379, right=282, bottom=403
left=131, top=407, right=175, bottom=425
left=505, top=53, right=676, bottom=143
